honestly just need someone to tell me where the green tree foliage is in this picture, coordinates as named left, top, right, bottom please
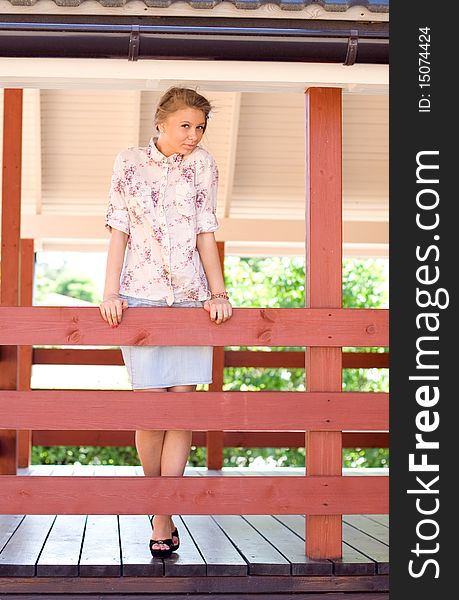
left=34, top=259, right=98, bottom=304
left=34, top=262, right=64, bottom=303
left=32, top=256, right=389, bottom=469
left=55, top=276, right=98, bottom=303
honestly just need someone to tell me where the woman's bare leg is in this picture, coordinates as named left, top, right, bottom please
left=161, top=384, right=196, bottom=546
left=133, top=387, right=171, bottom=551
left=161, top=385, right=195, bottom=474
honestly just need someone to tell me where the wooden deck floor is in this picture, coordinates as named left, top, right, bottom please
left=0, top=466, right=389, bottom=598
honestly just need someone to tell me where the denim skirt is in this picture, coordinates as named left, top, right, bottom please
left=119, top=293, right=213, bottom=389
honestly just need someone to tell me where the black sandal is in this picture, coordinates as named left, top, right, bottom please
left=170, top=526, right=180, bottom=551
left=149, top=537, right=173, bottom=558
left=150, top=515, right=180, bottom=552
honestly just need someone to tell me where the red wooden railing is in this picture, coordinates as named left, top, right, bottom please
left=11, top=237, right=389, bottom=468
left=0, top=87, right=389, bottom=560
left=0, top=305, right=389, bottom=560
left=27, top=348, right=389, bottom=450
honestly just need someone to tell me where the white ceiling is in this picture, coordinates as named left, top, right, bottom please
left=0, top=86, right=388, bottom=257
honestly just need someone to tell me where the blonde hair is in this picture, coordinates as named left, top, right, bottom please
left=154, top=86, right=213, bottom=134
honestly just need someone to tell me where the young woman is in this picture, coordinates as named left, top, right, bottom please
left=99, top=87, right=233, bottom=558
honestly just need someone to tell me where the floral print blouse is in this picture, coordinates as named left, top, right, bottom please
left=105, top=135, right=219, bottom=306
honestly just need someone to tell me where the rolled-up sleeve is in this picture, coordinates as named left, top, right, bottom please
left=105, top=152, right=130, bottom=235
left=195, top=155, right=219, bottom=234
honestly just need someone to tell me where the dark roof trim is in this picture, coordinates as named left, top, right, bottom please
left=0, top=19, right=389, bottom=64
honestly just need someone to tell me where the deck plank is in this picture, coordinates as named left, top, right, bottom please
left=0, top=515, right=55, bottom=576
left=181, top=515, right=247, bottom=576
left=243, top=515, right=332, bottom=576
left=0, top=574, right=390, bottom=593
left=212, top=515, right=291, bottom=575
left=162, top=516, right=207, bottom=577
left=344, top=515, right=389, bottom=545
left=79, top=515, right=120, bottom=577
left=0, top=594, right=390, bottom=600
left=36, top=515, right=86, bottom=576
left=274, top=515, right=376, bottom=576
left=119, top=515, right=163, bottom=576
left=342, top=523, right=389, bottom=575
left=365, top=514, right=389, bottom=527
left=0, top=515, right=24, bottom=552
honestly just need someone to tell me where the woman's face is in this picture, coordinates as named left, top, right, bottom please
left=158, top=106, right=206, bottom=156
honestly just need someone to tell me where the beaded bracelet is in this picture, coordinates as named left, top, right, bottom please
left=211, top=291, right=229, bottom=300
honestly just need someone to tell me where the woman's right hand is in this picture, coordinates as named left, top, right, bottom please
left=99, top=294, right=129, bottom=327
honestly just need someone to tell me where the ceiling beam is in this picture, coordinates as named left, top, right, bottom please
left=0, top=59, right=388, bottom=95
left=20, top=214, right=387, bottom=244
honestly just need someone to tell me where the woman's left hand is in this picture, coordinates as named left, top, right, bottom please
left=203, top=298, right=233, bottom=324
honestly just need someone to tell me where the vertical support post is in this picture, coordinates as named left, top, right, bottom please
left=0, top=89, right=23, bottom=475
left=17, top=239, right=35, bottom=468
left=304, top=87, right=343, bottom=558
left=206, top=240, right=225, bottom=470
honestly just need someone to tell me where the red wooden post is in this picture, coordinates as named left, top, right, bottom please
left=304, top=87, right=343, bottom=558
left=0, top=89, right=23, bottom=475
left=17, top=239, right=35, bottom=468
left=206, top=240, right=225, bottom=469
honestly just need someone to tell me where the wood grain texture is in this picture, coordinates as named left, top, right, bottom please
left=0, top=90, right=23, bottom=475
left=226, top=350, right=389, bottom=369
left=0, top=475, right=388, bottom=515
left=0, top=575, right=390, bottom=594
left=0, top=307, right=388, bottom=347
left=243, top=515, right=332, bottom=576
left=304, top=87, right=344, bottom=559
left=119, top=515, right=163, bottom=576
left=0, top=512, right=389, bottom=590
left=31, top=430, right=389, bottom=449
left=79, top=515, right=121, bottom=577
left=305, top=87, right=343, bottom=309
left=0, top=595, right=389, bottom=600
left=306, top=352, right=343, bottom=559
left=0, top=430, right=17, bottom=475
left=36, top=515, right=86, bottom=577
left=32, top=348, right=389, bottom=368
left=364, top=515, right=389, bottom=528
left=342, top=523, right=389, bottom=574
left=207, top=243, right=225, bottom=469
left=275, top=515, right=376, bottom=576
left=212, top=515, right=290, bottom=575
left=161, top=516, right=207, bottom=577
left=17, top=238, right=35, bottom=469
left=0, top=515, right=24, bottom=551
left=1, top=89, right=22, bottom=307
left=0, top=515, right=55, bottom=576
left=343, top=515, right=389, bottom=546
left=180, top=515, right=247, bottom=576
left=0, top=390, right=388, bottom=430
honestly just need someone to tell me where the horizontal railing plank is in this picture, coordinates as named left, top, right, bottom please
left=32, top=431, right=390, bottom=448
left=0, top=390, right=388, bottom=430
left=0, top=307, right=388, bottom=346
left=32, top=348, right=389, bottom=369
left=0, top=475, right=388, bottom=515
left=226, top=350, right=389, bottom=369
